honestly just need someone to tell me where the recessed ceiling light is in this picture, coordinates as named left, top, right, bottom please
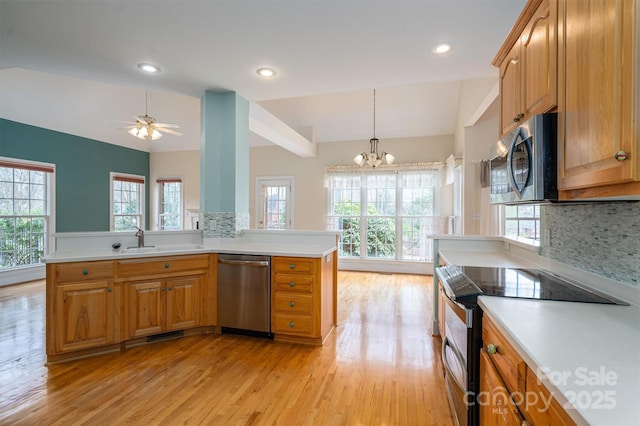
left=431, top=43, right=452, bottom=55
left=137, top=63, right=161, bottom=73
left=256, top=67, right=277, bottom=78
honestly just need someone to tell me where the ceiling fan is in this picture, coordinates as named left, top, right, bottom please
left=121, top=91, right=182, bottom=141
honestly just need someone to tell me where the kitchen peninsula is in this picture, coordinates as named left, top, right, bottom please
left=45, top=230, right=339, bottom=363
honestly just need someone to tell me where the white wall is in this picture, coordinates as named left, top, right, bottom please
left=453, top=77, right=498, bottom=156
left=249, top=135, right=455, bottom=230
left=149, top=150, right=200, bottom=230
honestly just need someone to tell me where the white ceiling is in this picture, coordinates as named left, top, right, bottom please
left=0, top=0, right=526, bottom=153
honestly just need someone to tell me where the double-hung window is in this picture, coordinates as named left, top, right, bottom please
left=157, top=177, right=182, bottom=230
left=111, top=173, right=145, bottom=231
left=0, top=158, right=53, bottom=269
left=326, top=164, right=442, bottom=262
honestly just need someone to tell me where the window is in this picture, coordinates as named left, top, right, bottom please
left=158, top=178, right=182, bottom=230
left=0, top=159, right=53, bottom=269
left=256, top=177, right=293, bottom=229
left=504, top=204, right=540, bottom=243
left=326, top=165, right=442, bottom=262
left=111, top=173, right=145, bottom=231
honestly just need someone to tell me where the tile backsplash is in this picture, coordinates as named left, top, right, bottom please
left=540, top=201, right=639, bottom=286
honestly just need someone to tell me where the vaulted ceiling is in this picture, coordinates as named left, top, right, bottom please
left=0, top=0, right=525, bottom=153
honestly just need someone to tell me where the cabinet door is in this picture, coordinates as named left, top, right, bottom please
left=55, top=280, right=114, bottom=353
left=479, top=350, right=526, bottom=426
left=500, top=41, right=522, bottom=136
left=559, top=0, right=638, bottom=193
left=522, top=0, right=557, bottom=117
left=127, top=280, right=165, bottom=337
left=166, top=275, right=201, bottom=331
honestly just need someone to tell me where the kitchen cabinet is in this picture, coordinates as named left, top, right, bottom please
left=119, top=255, right=208, bottom=338
left=481, top=315, right=576, bottom=425
left=271, top=254, right=336, bottom=344
left=557, top=0, right=639, bottom=199
left=47, top=261, right=118, bottom=354
left=495, top=0, right=557, bottom=136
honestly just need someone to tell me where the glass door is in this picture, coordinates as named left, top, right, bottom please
left=256, top=177, right=293, bottom=230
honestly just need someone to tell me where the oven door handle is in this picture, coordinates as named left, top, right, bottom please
left=441, top=336, right=468, bottom=394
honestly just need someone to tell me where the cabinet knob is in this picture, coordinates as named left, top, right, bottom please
left=513, top=113, right=524, bottom=123
left=486, top=343, right=497, bottom=355
left=164, top=263, right=170, bottom=268
left=168, top=287, right=172, bottom=291
left=614, top=151, right=628, bottom=161
left=289, top=264, right=295, bottom=269
left=161, top=288, right=165, bottom=292
left=82, top=269, right=88, bottom=275
left=107, top=287, right=112, bottom=293
left=289, top=282, right=295, bottom=287
left=289, top=322, right=295, bottom=328
left=290, top=301, right=295, bottom=307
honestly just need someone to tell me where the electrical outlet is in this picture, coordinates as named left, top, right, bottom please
left=473, top=212, right=481, bottom=221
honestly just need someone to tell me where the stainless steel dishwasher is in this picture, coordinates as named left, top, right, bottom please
left=217, top=253, right=271, bottom=336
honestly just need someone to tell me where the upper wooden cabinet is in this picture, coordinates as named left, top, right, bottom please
left=557, top=0, right=639, bottom=199
left=495, top=0, right=558, bottom=136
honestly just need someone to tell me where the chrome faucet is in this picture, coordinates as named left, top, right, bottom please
left=135, top=227, right=144, bottom=247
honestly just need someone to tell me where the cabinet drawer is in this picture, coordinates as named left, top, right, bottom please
left=56, top=261, right=115, bottom=282
left=274, top=293, right=313, bottom=314
left=273, top=274, right=313, bottom=293
left=273, top=257, right=316, bottom=274
left=117, top=255, right=209, bottom=278
left=482, top=316, right=525, bottom=393
left=273, top=314, right=313, bottom=335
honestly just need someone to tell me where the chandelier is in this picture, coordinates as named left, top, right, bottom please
left=353, top=89, right=395, bottom=168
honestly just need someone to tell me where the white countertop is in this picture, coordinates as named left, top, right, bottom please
left=479, top=296, right=640, bottom=426
left=438, top=249, right=541, bottom=269
left=45, top=242, right=336, bottom=263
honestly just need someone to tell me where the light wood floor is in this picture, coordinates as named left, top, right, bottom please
left=0, top=271, right=453, bottom=425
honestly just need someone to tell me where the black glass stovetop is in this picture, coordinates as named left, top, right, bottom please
left=436, top=265, right=625, bottom=306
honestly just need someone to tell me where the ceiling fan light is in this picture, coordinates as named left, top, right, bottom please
left=138, top=126, right=148, bottom=138
left=128, top=128, right=139, bottom=137
left=150, top=129, right=163, bottom=140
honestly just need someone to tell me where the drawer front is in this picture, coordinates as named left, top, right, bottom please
left=117, top=255, right=209, bottom=278
left=482, top=316, right=525, bottom=393
left=273, top=314, right=313, bottom=335
left=273, top=274, right=313, bottom=293
left=56, top=261, right=114, bottom=282
left=274, top=293, right=313, bottom=314
left=273, top=257, right=316, bottom=274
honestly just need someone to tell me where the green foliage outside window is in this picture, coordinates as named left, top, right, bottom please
left=333, top=202, right=396, bottom=258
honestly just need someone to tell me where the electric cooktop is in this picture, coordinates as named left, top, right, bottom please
left=436, top=265, right=627, bottom=307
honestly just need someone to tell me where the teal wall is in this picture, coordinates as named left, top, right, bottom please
left=0, top=118, right=150, bottom=232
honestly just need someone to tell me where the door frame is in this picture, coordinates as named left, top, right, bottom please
left=255, top=176, right=294, bottom=229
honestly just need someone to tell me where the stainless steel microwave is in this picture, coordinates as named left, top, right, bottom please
left=490, top=113, right=558, bottom=204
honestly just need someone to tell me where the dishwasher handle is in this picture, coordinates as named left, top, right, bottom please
left=218, top=258, right=270, bottom=267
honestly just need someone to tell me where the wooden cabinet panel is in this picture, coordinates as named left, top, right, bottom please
left=273, top=274, right=314, bottom=293
left=273, top=314, right=313, bottom=335
left=500, top=41, right=523, bottom=136
left=524, top=366, right=576, bottom=426
left=558, top=0, right=639, bottom=196
left=127, top=280, right=165, bottom=337
left=55, top=280, right=114, bottom=352
left=479, top=350, right=526, bottom=426
left=274, top=293, right=313, bottom=314
left=482, top=316, right=526, bottom=397
left=56, top=261, right=114, bottom=283
left=117, top=255, right=209, bottom=278
left=166, top=276, right=201, bottom=331
left=272, top=257, right=316, bottom=274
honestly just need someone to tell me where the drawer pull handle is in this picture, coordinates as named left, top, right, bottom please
left=165, top=263, right=170, bottom=269
left=289, top=282, right=295, bottom=287
left=290, top=301, right=295, bottom=307
left=486, top=343, right=497, bottom=355
left=289, top=264, right=295, bottom=269
left=289, top=322, right=295, bottom=328
left=82, top=269, right=89, bottom=275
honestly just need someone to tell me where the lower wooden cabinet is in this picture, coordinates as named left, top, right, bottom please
left=479, top=349, right=525, bottom=426
left=127, top=275, right=202, bottom=338
left=54, top=280, right=115, bottom=353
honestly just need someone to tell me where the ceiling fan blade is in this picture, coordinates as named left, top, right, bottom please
left=153, top=122, right=180, bottom=128
left=157, top=127, right=183, bottom=136
left=118, top=125, right=138, bottom=130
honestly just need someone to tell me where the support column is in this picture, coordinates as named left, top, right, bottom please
left=200, top=91, right=250, bottom=238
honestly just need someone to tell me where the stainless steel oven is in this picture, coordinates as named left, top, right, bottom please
left=490, top=113, right=558, bottom=204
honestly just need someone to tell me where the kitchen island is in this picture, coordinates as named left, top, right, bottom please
left=44, top=230, right=339, bottom=363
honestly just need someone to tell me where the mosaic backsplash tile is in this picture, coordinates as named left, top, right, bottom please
left=201, top=211, right=249, bottom=238
left=540, top=201, right=639, bottom=286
